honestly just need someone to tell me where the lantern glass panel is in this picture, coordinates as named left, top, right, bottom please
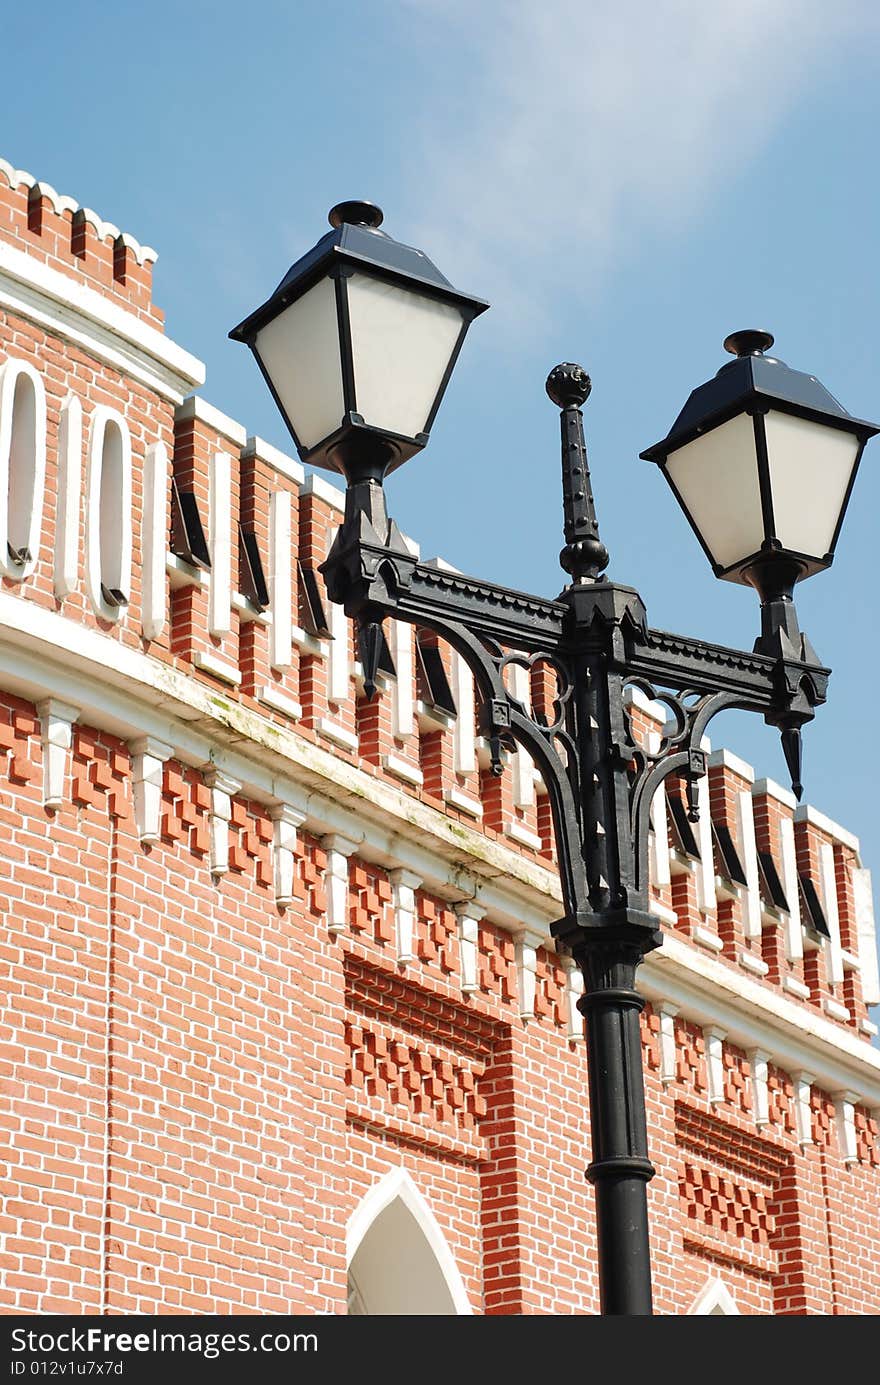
left=665, top=411, right=763, bottom=569
left=764, top=410, right=860, bottom=558
left=347, top=273, right=465, bottom=439
left=254, top=276, right=344, bottom=451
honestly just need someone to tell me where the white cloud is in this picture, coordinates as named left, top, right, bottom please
left=396, top=0, right=878, bottom=332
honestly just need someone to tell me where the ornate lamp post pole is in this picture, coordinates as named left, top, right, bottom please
left=232, top=205, right=878, bottom=1315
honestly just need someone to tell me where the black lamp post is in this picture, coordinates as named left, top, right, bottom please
left=232, top=206, right=878, bottom=1316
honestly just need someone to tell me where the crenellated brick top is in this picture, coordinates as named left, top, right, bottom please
left=0, top=156, right=161, bottom=326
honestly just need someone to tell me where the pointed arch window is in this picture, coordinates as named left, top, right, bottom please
left=86, top=406, right=132, bottom=621
left=0, top=357, right=47, bottom=580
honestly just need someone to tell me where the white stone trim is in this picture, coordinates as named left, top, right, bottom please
left=708, top=747, right=755, bottom=784
left=794, top=803, right=860, bottom=857
left=141, top=442, right=168, bottom=642
left=506, top=819, right=543, bottom=852
left=833, top=1092, right=859, bottom=1164
left=688, top=1277, right=740, bottom=1315
left=324, top=834, right=359, bottom=934
left=175, top=395, right=247, bottom=448
left=193, top=650, right=241, bottom=686
left=444, top=787, right=483, bottom=819
left=270, top=804, right=306, bottom=907
left=454, top=902, right=483, bottom=994
left=782, top=974, right=811, bottom=1000
left=390, top=868, right=421, bottom=966
left=695, top=752, right=717, bottom=915
left=208, top=450, right=232, bottom=636
left=752, top=777, right=798, bottom=810
left=0, top=161, right=158, bottom=264
left=452, top=652, right=475, bottom=775
left=749, top=1049, right=770, bottom=1127
left=693, top=924, right=724, bottom=954
left=704, top=1026, right=726, bottom=1105
left=822, top=997, right=850, bottom=1023
left=659, top=1002, right=679, bottom=1084
left=779, top=815, right=803, bottom=962
left=0, top=356, right=47, bottom=581
left=258, top=684, right=302, bottom=721
left=267, top=488, right=293, bottom=670
left=509, top=662, right=535, bottom=809
left=0, top=242, right=204, bottom=402
left=36, top=698, right=79, bottom=810
left=328, top=594, right=350, bottom=703
left=853, top=867, right=880, bottom=1006
left=819, top=841, right=845, bottom=988
left=648, top=733, right=671, bottom=890
left=242, top=434, right=304, bottom=485
left=130, top=736, right=172, bottom=845
left=793, top=1072, right=814, bottom=1146
left=738, top=950, right=769, bottom=977
left=515, top=933, right=539, bottom=1021
left=736, top=788, right=762, bottom=940
left=54, top=394, right=82, bottom=599
left=203, top=768, right=240, bottom=877
left=346, top=1168, right=473, bottom=1315
left=382, top=753, right=423, bottom=788
left=85, top=405, right=131, bottom=622
left=301, top=473, right=345, bottom=512
left=389, top=620, right=414, bottom=739
left=318, top=718, right=358, bottom=753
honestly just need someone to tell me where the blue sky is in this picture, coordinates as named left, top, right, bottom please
left=4, top=1, right=880, bottom=951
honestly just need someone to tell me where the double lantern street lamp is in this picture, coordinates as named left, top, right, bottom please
left=231, top=203, right=878, bottom=1317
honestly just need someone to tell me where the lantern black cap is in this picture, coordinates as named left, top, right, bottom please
left=641, top=330, right=880, bottom=464
left=229, top=200, right=488, bottom=344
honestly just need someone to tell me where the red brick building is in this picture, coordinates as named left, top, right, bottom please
left=1, top=155, right=879, bottom=1316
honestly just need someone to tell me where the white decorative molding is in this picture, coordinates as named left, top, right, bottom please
left=515, top=934, right=539, bottom=1022
left=0, top=160, right=158, bottom=264
left=658, top=1002, right=679, bottom=1085
left=203, top=768, right=240, bottom=877
left=268, top=488, right=293, bottom=670
left=36, top=698, right=79, bottom=809
left=822, top=996, right=850, bottom=1023
left=452, top=652, right=475, bottom=775
left=54, top=394, right=82, bottom=599
left=506, top=819, right=543, bottom=851
left=833, top=1091, right=859, bottom=1165
left=192, top=650, right=241, bottom=686
left=509, top=662, right=535, bottom=809
left=688, top=1277, right=740, bottom=1315
left=382, top=753, right=423, bottom=788
left=390, top=868, right=421, bottom=967
left=454, top=901, right=483, bottom=995
left=695, top=742, right=717, bottom=915
left=328, top=592, right=350, bottom=703
left=782, top=974, right=811, bottom=1000
left=389, top=621, right=414, bottom=739
left=175, top=396, right=247, bottom=448
left=270, top=804, right=306, bottom=907
left=85, top=405, right=131, bottom=622
left=345, top=1167, right=473, bottom=1315
left=323, top=834, right=359, bottom=934
left=444, top=787, right=483, bottom=819
left=258, top=684, right=303, bottom=721
left=708, top=747, right=755, bottom=784
left=242, top=434, right=304, bottom=486
left=129, top=736, right=172, bottom=845
left=317, top=718, right=358, bottom=753
left=794, top=803, right=860, bottom=856
left=208, top=450, right=232, bottom=636
left=749, top=1049, right=770, bottom=1127
left=779, top=816, right=803, bottom=962
left=564, top=959, right=585, bottom=1042
left=738, top=950, right=769, bottom=978
left=0, top=242, right=204, bottom=403
left=648, top=732, right=671, bottom=889
left=793, top=1072, right=814, bottom=1146
left=852, top=867, right=880, bottom=1006
left=141, top=442, right=168, bottom=642
left=693, top=924, right=724, bottom=954
left=752, top=777, right=798, bottom=811
left=300, top=472, right=345, bottom=512
left=0, top=355, right=47, bottom=581
left=703, top=1026, right=726, bottom=1105
left=736, top=788, right=762, bottom=940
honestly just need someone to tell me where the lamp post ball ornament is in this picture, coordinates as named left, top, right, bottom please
left=232, top=204, right=878, bottom=1316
